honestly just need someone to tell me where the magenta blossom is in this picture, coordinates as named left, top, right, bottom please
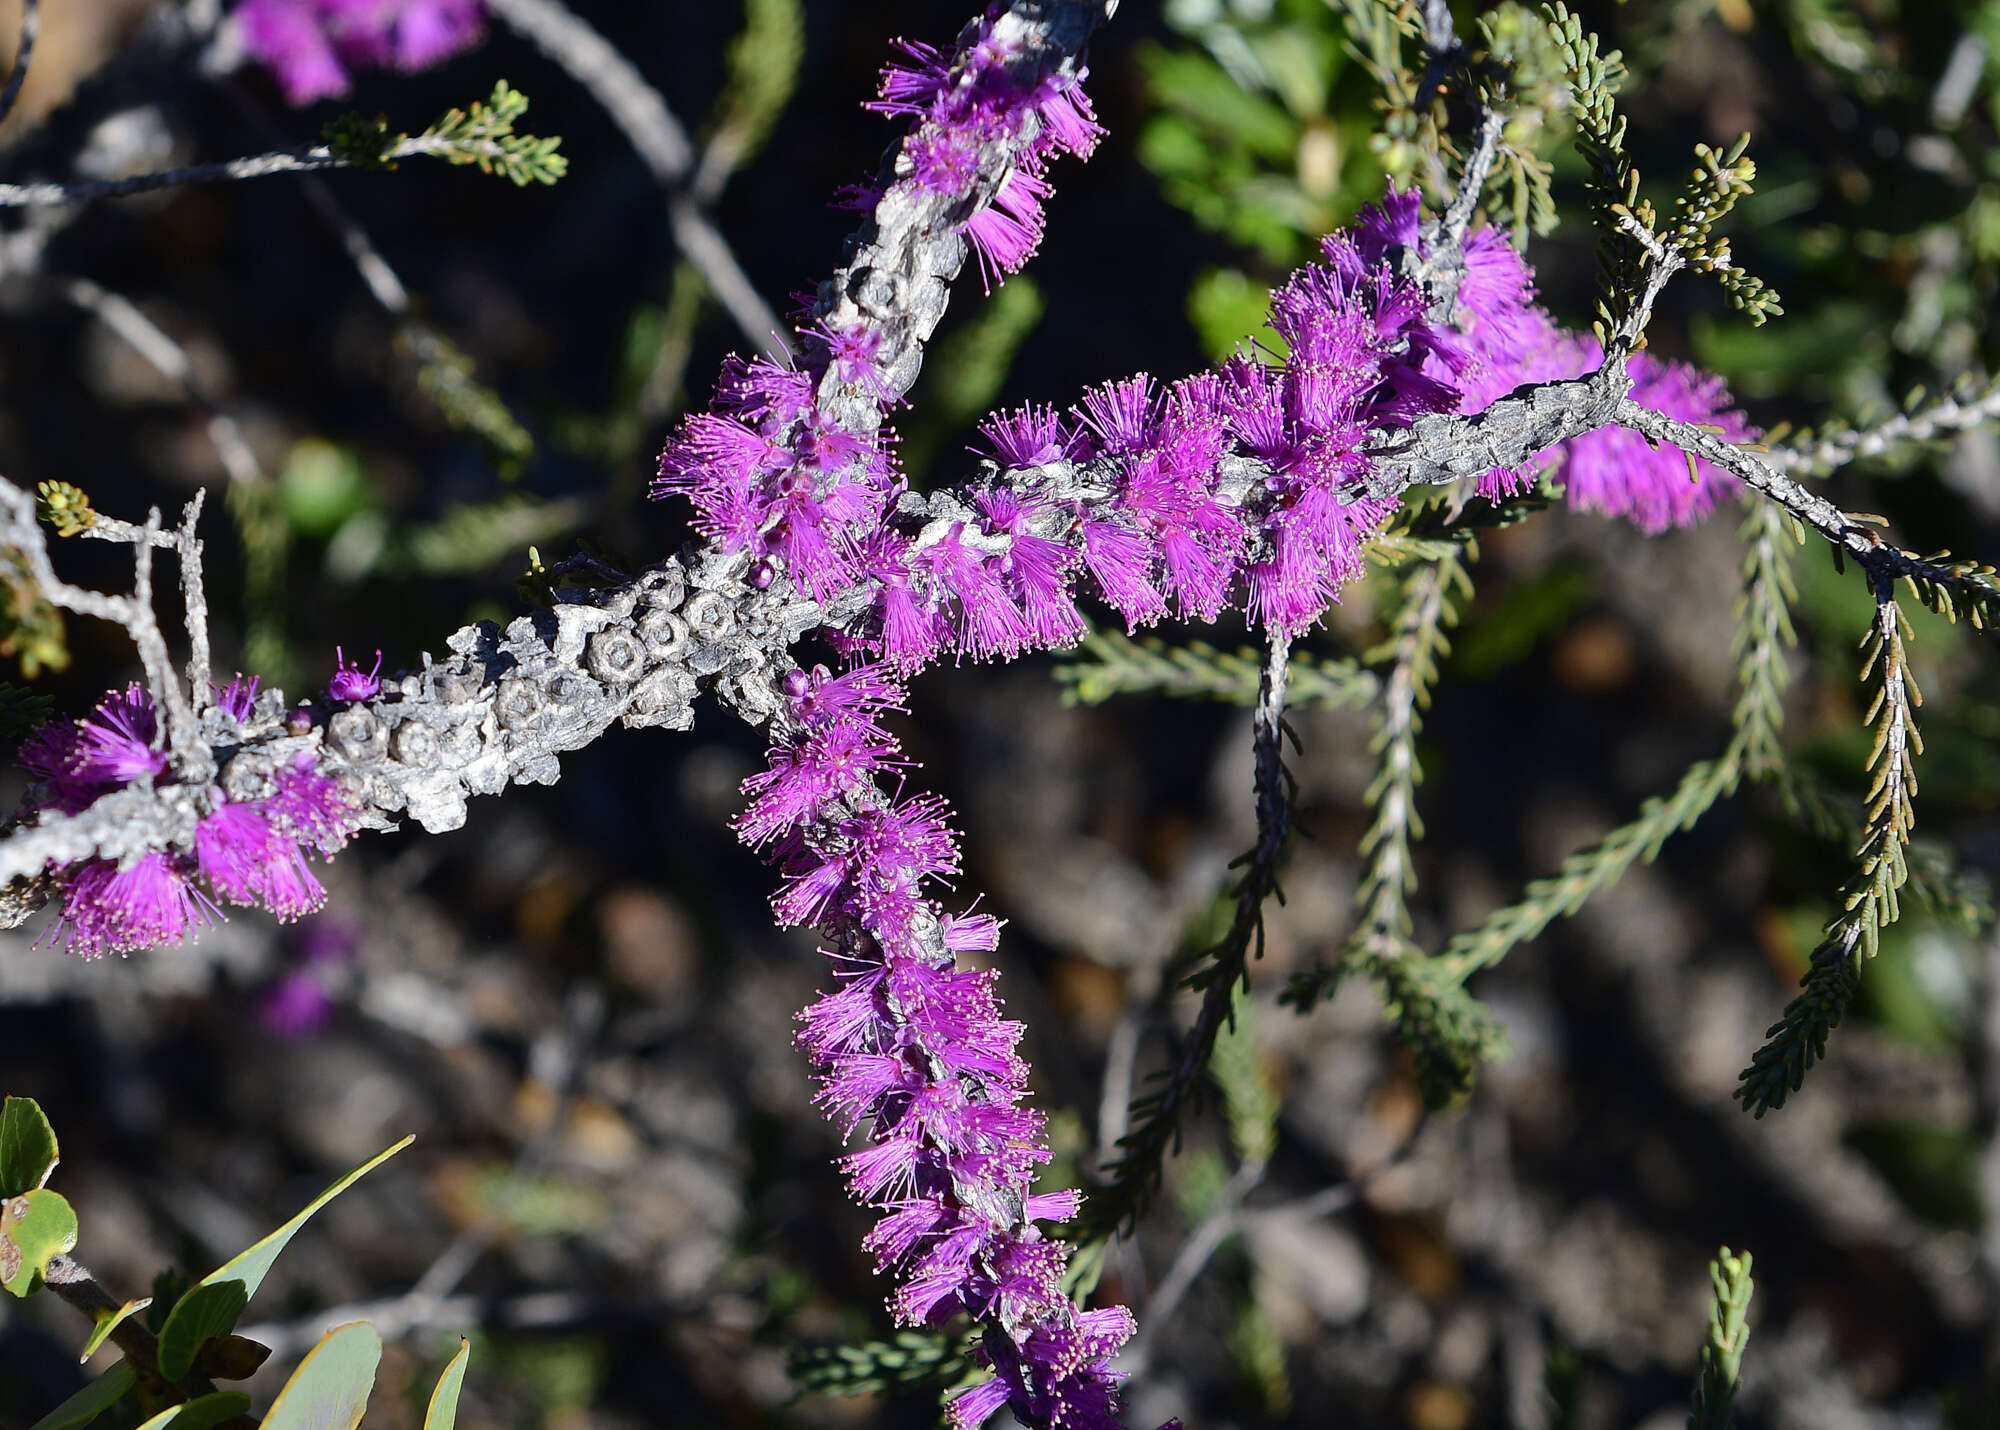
left=233, top=0, right=484, bottom=106
left=328, top=647, right=383, bottom=703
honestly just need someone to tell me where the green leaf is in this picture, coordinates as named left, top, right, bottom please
left=423, top=1339, right=472, bottom=1430
left=155, top=1137, right=410, bottom=1380
left=26, top=1362, right=137, bottom=1430
left=0, top=1096, right=60, bottom=1197
left=80, top=1296, right=152, bottom=1361
left=132, top=1392, right=253, bottom=1430
left=156, top=1281, right=249, bottom=1382
left=262, top=1323, right=382, bottom=1430
left=1, top=1189, right=79, bottom=1296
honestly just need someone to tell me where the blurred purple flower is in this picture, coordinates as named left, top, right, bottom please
left=212, top=673, right=262, bottom=723
left=261, top=969, right=336, bottom=1036
left=234, top=0, right=484, bottom=106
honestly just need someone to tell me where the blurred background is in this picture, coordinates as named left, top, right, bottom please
left=3, top=1, right=2000, bottom=1426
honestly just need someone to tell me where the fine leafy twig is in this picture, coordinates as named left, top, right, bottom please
left=1687, top=1247, right=1754, bottom=1430
left=1731, top=496, right=1799, bottom=783
left=1084, top=631, right=1294, bottom=1238
left=1055, top=627, right=1378, bottom=709
left=1737, top=588, right=1923, bottom=1115
left=1766, top=377, right=2000, bottom=478
left=0, top=88, right=567, bottom=207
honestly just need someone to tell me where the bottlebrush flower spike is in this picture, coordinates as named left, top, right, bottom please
left=736, top=662, right=1135, bottom=1429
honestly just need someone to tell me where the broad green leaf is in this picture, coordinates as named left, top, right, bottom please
left=194, top=1334, right=271, bottom=1381
left=0, top=1096, right=59, bottom=1197
left=26, top=1362, right=135, bottom=1430
left=423, top=1339, right=471, bottom=1430
left=155, top=1135, right=410, bottom=1375
left=2, top=1189, right=79, bottom=1296
left=132, top=1392, right=252, bottom=1430
left=262, top=1322, right=381, bottom=1430
left=80, top=1296, right=152, bottom=1360
left=156, top=1281, right=248, bottom=1381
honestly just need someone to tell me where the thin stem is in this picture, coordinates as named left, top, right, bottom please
left=480, top=0, right=789, bottom=359
left=1087, top=631, right=1293, bottom=1236
left=0, top=0, right=40, bottom=129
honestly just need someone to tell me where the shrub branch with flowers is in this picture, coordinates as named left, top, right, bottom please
left=5, top=1, right=2000, bottom=1426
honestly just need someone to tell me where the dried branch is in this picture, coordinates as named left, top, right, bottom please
left=1765, top=378, right=2000, bottom=477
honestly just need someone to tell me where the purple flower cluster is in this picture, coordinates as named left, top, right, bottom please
left=1346, top=189, right=1753, bottom=529
left=19, top=683, right=356, bottom=958
left=869, top=22, right=1103, bottom=288
left=655, top=11, right=1106, bottom=619
left=745, top=665, right=1134, bottom=1429
left=234, top=0, right=484, bottom=105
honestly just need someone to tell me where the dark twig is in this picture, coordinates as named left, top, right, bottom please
left=1086, top=631, right=1293, bottom=1236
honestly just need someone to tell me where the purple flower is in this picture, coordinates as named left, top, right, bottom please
left=48, top=853, right=217, bottom=959
left=271, top=755, right=357, bottom=857
left=212, top=673, right=262, bottom=723
left=233, top=0, right=484, bottom=106
left=194, top=798, right=329, bottom=922
left=328, top=647, right=383, bottom=703
left=261, top=970, right=336, bottom=1036
left=67, top=683, right=168, bottom=789
left=739, top=664, right=1135, bottom=1429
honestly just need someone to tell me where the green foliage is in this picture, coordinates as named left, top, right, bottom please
left=1687, top=1247, right=1753, bottom=1430
left=409, top=329, right=535, bottom=469
left=34, top=481, right=94, bottom=537
left=0, top=681, right=55, bottom=738
left=0, top=1095, right=59, bottom=1196
left=388, top=496, right=586, bottom=579
left=424, top=1340, right=472, bottom=1430
left=1434, top=757, right=1740, bottom=985
left=261, top=1323, right=381, bottom=1430
left=133, top=1392, right=254, bottom=1430
left=1055, top=627, right=1377, bottom=709
left=323, top=111, right=402, bottom=170
left=707, top=0, right=804, bottom=176
left=1187, top=267, right=1273, bottom=360
left=0, top=548, right=68, bottom=677
left=787, top=1330, right=970, bottom=1398
left=156, top=1282, right=249, bottom=1380
left=26, top=1364, right=136, bottom=1430
left=154, top=1135, right=411, bottom=1381
left=79, top=1297, right=151, bottom=1360
left=1, top=1188, right=78, bottom=1296
left=1669, top=135, right=1783, bottom=324
left=1732, top=499, right=1800, bottom=781
left=1739, top=597, right=1922, bottom=1113
left=1541, top=4, right=1641, bottom=344
left=1210, top=982, right=1278, bottom=1168
left=419, top=83, right=567, bottom=187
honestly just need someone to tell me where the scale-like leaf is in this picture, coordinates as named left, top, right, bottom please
left=261, top=1323, right=381, bottom=1430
